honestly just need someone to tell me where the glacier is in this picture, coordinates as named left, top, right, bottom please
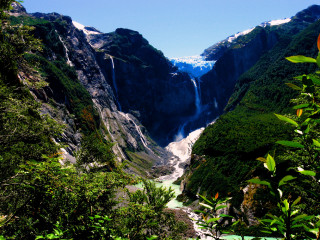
left=170, top=55, right=215, bottom=78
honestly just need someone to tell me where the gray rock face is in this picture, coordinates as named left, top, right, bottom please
left=88, top=28, right=196, bottom=146
left=29, top=12, right=170, bottom=171
left=9, top=2, right=27, bottom=16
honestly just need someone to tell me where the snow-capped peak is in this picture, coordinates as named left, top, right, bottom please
left=260, top=18, right=292, bottom=27
left=227, top=18, right=292, bottom=44
left=72, top=21, right=101, bottom=35
left=227, top=28, right=255, bottom=43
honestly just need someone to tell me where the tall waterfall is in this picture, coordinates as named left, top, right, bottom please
left=110, top=56, right=122, bottom=111
left=170, top=56, right=215, bottom=140
left=174, top=78, right=201, bottom=142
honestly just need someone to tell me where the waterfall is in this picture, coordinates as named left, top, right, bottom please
left=174, top=77, right=202, bottom=141
left=56, top=31, right=73, bottom=66
left=110, top=56, right=122, bottom=111
left=119, top=112, right=152, bottom=153
left=191, top=78, right=201, bottom=116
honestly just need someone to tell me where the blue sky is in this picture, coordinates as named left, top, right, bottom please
left=23, top=0, right=320, bottom=58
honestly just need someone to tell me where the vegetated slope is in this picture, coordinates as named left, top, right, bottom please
left=197, top=5, right=320, bottom=127
left=9, top=9, right=171, bottom=175
left=182, top=19, right=320, bottom=204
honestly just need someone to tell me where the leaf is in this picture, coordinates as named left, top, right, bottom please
left=283, top=199, right=289, bottom=212
left=309, top=74, right=320, bottom=86
left=219, top=214, right=233, bottom=218
left=274, top=114, right=298, bottom=126
left=215, top=192, right=219, bottom=200
left=293, top=103, right=310, bottom=109
left=313, top=139, right=320, bottom=147
left=278, top=175, right=296, bottom=187
left=206, top=217, right=220, bottom=223
left=256, top=157, right=266, bottom=163
left=299, top=170, right=316, bottom=176
left=286, top=55, right=317, bottom=63
left=296, top=109, right=303, bottom=117
left=285, top=82, right=302, bottom=91
left=292, top=196, right=301, bottom=207
left=247, top=179, right=271, bottom=188
left=266, top=154, right=276, bottom=172
left=276, top=141, right=304, bottom=148
left=216, top=205, right=228, bottom=211
left=318, top=34, right=320, bottom=51
left=199, top=203, right=213, bottom=210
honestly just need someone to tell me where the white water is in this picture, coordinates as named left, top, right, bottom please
left=110, top=56, right=122, bottom=111
left=159, top=128, right=204, bottom=181
left=119, top=112, right=152, bottom=153
left=191, top=78, right=201, bottom=116
left=56, top=31, right=73, bottom=66
left=170, top=56, right=214, bottom=141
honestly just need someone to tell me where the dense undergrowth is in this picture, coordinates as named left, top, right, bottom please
left=0, top=2, right=187, bottom=239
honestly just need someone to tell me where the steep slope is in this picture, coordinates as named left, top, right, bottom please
left=196, top=5, right=320, bottom=126
left=9, top=8, right=176, bottom=175
left=85, top=28, right=196, bottom=146
left=181, top=15, right=320, bottom=205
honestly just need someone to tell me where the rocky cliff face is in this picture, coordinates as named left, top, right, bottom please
left=196, top=5, right=320, bottom=124
left=87, top=28, right=196, bottom=146
left=10, top=5, right=200, bottom=175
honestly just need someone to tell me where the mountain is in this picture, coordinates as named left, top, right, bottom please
left=180, top=5, right=320, bottom=208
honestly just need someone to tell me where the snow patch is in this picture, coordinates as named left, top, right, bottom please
left=227, top=28, right=255, bottom=43
left=262, top=18, right=292, bottom=27
left=72, top=20, right=101, bottom=35
left=170, top=56, right=215, bottom=78
left=226, top=18, right=291, bottom=43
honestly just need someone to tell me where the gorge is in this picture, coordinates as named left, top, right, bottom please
left=2, top=2, right=320, bottom=239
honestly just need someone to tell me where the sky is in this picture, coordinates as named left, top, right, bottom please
left=23, top=0, right=320, bottom=58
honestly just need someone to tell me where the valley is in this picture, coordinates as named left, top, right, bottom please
left=1, top=1, right=320, bottom=239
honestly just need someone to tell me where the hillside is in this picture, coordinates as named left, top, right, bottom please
left=181, top=13, right=320, bottom=206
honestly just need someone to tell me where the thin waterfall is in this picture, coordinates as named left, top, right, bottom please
left=191, top=78, right=201, bottom=117
left=110, top=56, right=122, bottom=111
left=119, top=112, right=152, bottom=153
left=56, top=31, right=73, bottom=66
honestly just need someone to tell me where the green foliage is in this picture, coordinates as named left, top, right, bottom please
left=194, top=193, right=234, bottom=239
left=113, top=179, right=186, bottom=239
left=248, top=34, right=320, bottom=240
left=1, top=4, right=186, bottom=239
left=75, top=132, right=115, bottom=171
left=187, top=17, right=320, bottom=205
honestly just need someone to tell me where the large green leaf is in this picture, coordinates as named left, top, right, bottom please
left=286, top=55, right=317, bottom=63
left=266, top=154, right=276, bottom=172
left=248, top=178, right=271, bottom=188
left=274, top=114, right=298, bottom=126
left=276, top=141, right=304, bottom=148
left=293, top=103, right=310, bottom=109
left=312, top=139, right=320, bottom=147
left=299, top=170, right=316, bottom=176
left=278, top=175, right=296, bottom=187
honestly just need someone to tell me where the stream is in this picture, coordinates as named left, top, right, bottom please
left=149, top=128, right=279, bottom=240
